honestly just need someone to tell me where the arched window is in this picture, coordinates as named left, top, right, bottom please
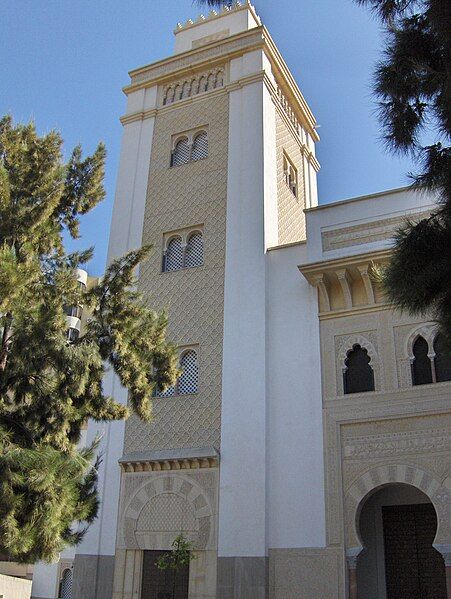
left=191, top=131, right=208, bottom=161
left=207, top=73, right=216, bottom=91
left=181, top=81, right=190, bottom=99
left=343, top=344, right=375, bottom=394
left=185, top=232, right=203, bottom=268
left=216, top=70, right=224, bottom=87
left=171, top=137, right=190, bottom=167
left=178, top=350, right=198, bottom=395
left=190, top=78, right=199, bottom=95
left=412, top=336, right=433, bottom=385
left=59, top=568, right=73, bottom=599
left=198, top=76, right=207, bottom=93
left=164, top=236, right=183, bottom=272
left=174, top=84, right=182, bottom=102
left=433, top=333, right=451, bottom=383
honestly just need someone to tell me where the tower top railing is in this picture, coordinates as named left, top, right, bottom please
left=174, top=1, right=261, bottom=34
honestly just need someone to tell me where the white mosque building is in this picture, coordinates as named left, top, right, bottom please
left=27, top=3, right=450, bottom=598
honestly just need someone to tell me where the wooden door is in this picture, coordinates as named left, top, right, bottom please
left=382, top=504, right=446, bottom=599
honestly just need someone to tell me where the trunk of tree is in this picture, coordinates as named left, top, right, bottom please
left=0, top=313, right=13, bottom=374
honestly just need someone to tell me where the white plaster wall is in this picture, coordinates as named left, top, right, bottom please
left=0, top=574, right=32, bottom=599
left=266, top=243, right=326, bottom=548
left=74, top=86, right=156, bottom=562
left=219, top=77, right=268, bottom=557
left=174, top=6, right=260, bottom=54
left=31, top=563, right=58, bottom=598
left=263, top=72, right=278, bottom=250
left=305, top=188, right=436, bottom=263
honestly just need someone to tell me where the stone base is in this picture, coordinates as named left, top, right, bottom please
left=217, top=557, right=269, bottom=599
left=217, top=549, right=344, bottom=598
left=269, top=547, right=345, bottom=599
left=72, top=554, right=115, bottom=599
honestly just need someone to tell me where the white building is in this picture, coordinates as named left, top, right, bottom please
left=31, top=3, right=451, bottom=598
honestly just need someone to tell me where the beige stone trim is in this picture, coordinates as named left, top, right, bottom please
left=299, top=248, right=391, bottom=278
left=321, top=210, right=431, bottom=252
left=311, top=273, right=331, bottom=312
left=356, top=264, right=375, bottom=305
left=319, top=302, right=393, bottom=320
left=124, top=26, right=318, bottom=137
left=120, top=108, right=157, bottom=126
left=126, top=29, right=263, bottom=88
left=120, top=71, right=264, bottom=126
left=336, top=269, right=353, bottom=310
left=121, top=457, right=218, bottom=473
left=322, top=389, right=451, bottom=548
left=119, top=471, right=217, bottom=551
left=299, top=249, right=390, bottom=315
left=344, top=463, right=450, bottom=549
left=304, top=186, right=413, bottom=213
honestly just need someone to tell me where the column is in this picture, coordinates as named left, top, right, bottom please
left=346, top=548, right=361, bottom=599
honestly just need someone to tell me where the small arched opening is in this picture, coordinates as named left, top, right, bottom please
left=356, top=483, right=446, bottom=598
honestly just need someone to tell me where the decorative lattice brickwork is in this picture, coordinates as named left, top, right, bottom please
left=125, top=92, right=229, bottom=452
left=136, top=493, right=197, bottom=534
left=276, top=111, right=306, bottom=244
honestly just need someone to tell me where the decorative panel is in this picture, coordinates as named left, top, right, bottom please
left=276, top=111, right=306, bottom=244
left=125, top=93, right=229, bottom=451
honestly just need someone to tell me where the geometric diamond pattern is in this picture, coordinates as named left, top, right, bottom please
left=125, top=92, right=229, bottom=452
left=276, top=112, right=306, bottom=244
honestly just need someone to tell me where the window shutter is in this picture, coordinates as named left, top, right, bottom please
left=60, top=569, right=73, bottom=599
left=191, top=132, right=208, bottom=161
left=164, top=236, right=183, bottom=272
left=178, top=350, right=198, bottom=395
left=172, top=138, right=190, bottom=166
left=185, top=232, right=203, bottom=268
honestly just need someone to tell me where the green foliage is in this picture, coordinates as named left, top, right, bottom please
left=356, top=0, right=451, bottom=344
left=156, top=534, right=196, bottom=599
left=0, top=115, right=179, bottom=562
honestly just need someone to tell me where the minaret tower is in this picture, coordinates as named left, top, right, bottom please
left=72, top=4, right=323, bottom=598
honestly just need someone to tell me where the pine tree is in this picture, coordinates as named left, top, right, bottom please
left=355, top=0, right=451, bottom=344
left=0, top=115, right=179, bottom=563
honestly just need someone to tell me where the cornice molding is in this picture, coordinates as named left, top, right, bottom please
left=119, top=447, right=219, bottom=472
left=123, top=26, right=318, bottom=138
left=125, top=28, right=264, bottom=90
left=299, top=248, right=392, bottom=276
left=324, top=383, right=451, bottom=421
left=299, top=249, right=391, bottom=316
left=120, top=71, right=265, bottom=126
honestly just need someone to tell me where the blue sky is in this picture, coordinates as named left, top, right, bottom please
left=1, top=1, right=417, bottom=275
